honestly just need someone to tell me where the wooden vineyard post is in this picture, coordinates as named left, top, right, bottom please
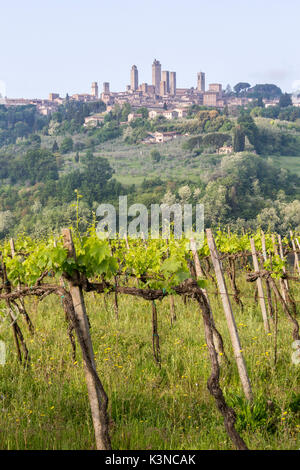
left=10, top=238, right=34, bottom=335
left=166, top=239, right=177, bottom=325
left=151, top=301, right=161, bottom=366
left=272, top=235, right=287, bottom=302
left=277, top=235, right=289, bottom=292
left=261, top=231, right=274, bottom=320
left=124, top=232, right=130, bottom=251
left=0, top=254, right=29, bottom=365
left=108, top=238, right=119, bottom=320
left=169, top=295, right=176, bottom=325
left=62, top=229, right=111, bottom=450
left=190, top=237, right=205, bottom=277
left=206, top=229, right=253, bottom=402
left=290, top=231, right=300, bottom=276
left=190, top=237, right=227, bottom=362
left=250, top=239, right=270, bottom=333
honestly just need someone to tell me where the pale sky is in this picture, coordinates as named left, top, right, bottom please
left=1, top=0, right=299, bottom=99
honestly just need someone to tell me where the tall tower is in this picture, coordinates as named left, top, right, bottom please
left=91, top=82, right=99, bottom=98
left=162, top=71, right=170, bottom=93
left=152, top=59, right=161, bottom=95
left=170, top=72, right=176, bottom=95
left=197, top=72, right=205, bottom=92
left=103, top=82, right=110, bottom=94
left=160, top=81, right=167, bottom=96
left=131, top=65, right=139, bottom=91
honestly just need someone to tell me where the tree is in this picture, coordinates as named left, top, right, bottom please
left=60, top=136, right=73, bottom=154
left=52, top=140, right=59, bottom=152
left=246, top=84, right=282, bottom=100
left=182, top=135, right=203, bottom=151
left=80, top=152, right=114, bottom=204
left=202, top=133, right=231, bottom=149
left=121, top=102, right=132, bottom=122
left=233, top=126, right=245, bottom=152
left=237, top=112, right=260, bottom=153
left=234, top=82, right=251, bottom=96
left=224, top=84, right=233, bottom=96
left=139, top=107, right=149, bottom=119
left=279, top=93, right=292, bottom=108
left=150, top=150, right=162, bottom=163
left=20, top=149, right=58, bottom=184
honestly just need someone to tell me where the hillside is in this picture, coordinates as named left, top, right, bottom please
left=0, top=102, right=300, bottom=237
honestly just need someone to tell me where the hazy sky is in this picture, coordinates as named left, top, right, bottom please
left=1, top=0, right=299, bottom=99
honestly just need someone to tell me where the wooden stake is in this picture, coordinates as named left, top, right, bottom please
left=190, top=237, right=227, bottom=363
left=169, top=295, right=176, bottom=325
left=290, top=231, right=300, bottom=276
left=190, top=237, right=205, bottom=277
left=272, top=234, right=286, bottom=302
left=206, top=229, right=253, bottom=402
left=10, top=238, right=34, bottom=335
left=261, top=231, right=274, bottom=320
left=250, top=239, right=270, bottom=333
left=166, top=239, right=177, bottom=325
left=124, top=233, right=130, bottom=251
left=151, top=300, right=161, bottom=367
left=277, top=235, right=289, bottom=292
left=62, top=229, right=111, bottom=450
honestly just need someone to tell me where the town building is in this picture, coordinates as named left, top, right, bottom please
left=162, top=71, right=170, bottom=93
left=84, top=114, right=105, bottom=127
left=197, top=72, right=205, bottom=92
left=49, top=93, right=60, bottom=101
left=160, top=80, right=167, bottom=96
left=217, top=145, right=233, bottom=155
left=152, top=59, right=161, bottom=95
left=127, top=112, right=143, bottom=122
left=209, top=83, right=222, bottom=97
left=103, top=82, right=110, bottom=94
left=170, top=72, right=176, bottom=95
left=131, top=65, right=138, bottom=91
left=91, top=82, right=99, bottom=98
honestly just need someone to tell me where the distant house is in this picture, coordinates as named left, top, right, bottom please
left=174, top=108, right=188, bottom=118
left=217, top=145, right=233, bottom=155
left=163, top=110, right=178, bottom=120
left=127, top=112, right=143, bottom=122
left=154, top=131, right=178, bottom=143
left=263, top=99, right=280, bottom=108
left=292, top=95, right=300, bottom=107
left=142, top=131, right=179, bottom=144
left=149, top=110, right=162, bottom=119
left=84, top=114, right=105, bottom=127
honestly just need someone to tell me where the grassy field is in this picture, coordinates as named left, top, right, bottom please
left=58, top=136, right=222, bottom=186
left=271, top=155, right=300, bottom=177
left=57, top=134, right=300, bottom=187
left=0, top=276, right=299, bottom=450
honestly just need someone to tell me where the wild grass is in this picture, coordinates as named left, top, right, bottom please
left=271, top=155, right=300, bottom=177
left=0, top=275, right=299, bottom=450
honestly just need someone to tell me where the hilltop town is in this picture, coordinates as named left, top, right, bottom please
left=3, top=59, right=299, bottom=122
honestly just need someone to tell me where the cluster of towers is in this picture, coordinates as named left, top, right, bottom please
left=129, top=60, right=177, bottom=96
left=129, top=60, right=206, bottom=97
left=90, top=60, right=208, bottom=101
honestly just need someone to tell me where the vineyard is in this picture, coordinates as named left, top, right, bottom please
left=0, top=227, right=299, bottom=450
